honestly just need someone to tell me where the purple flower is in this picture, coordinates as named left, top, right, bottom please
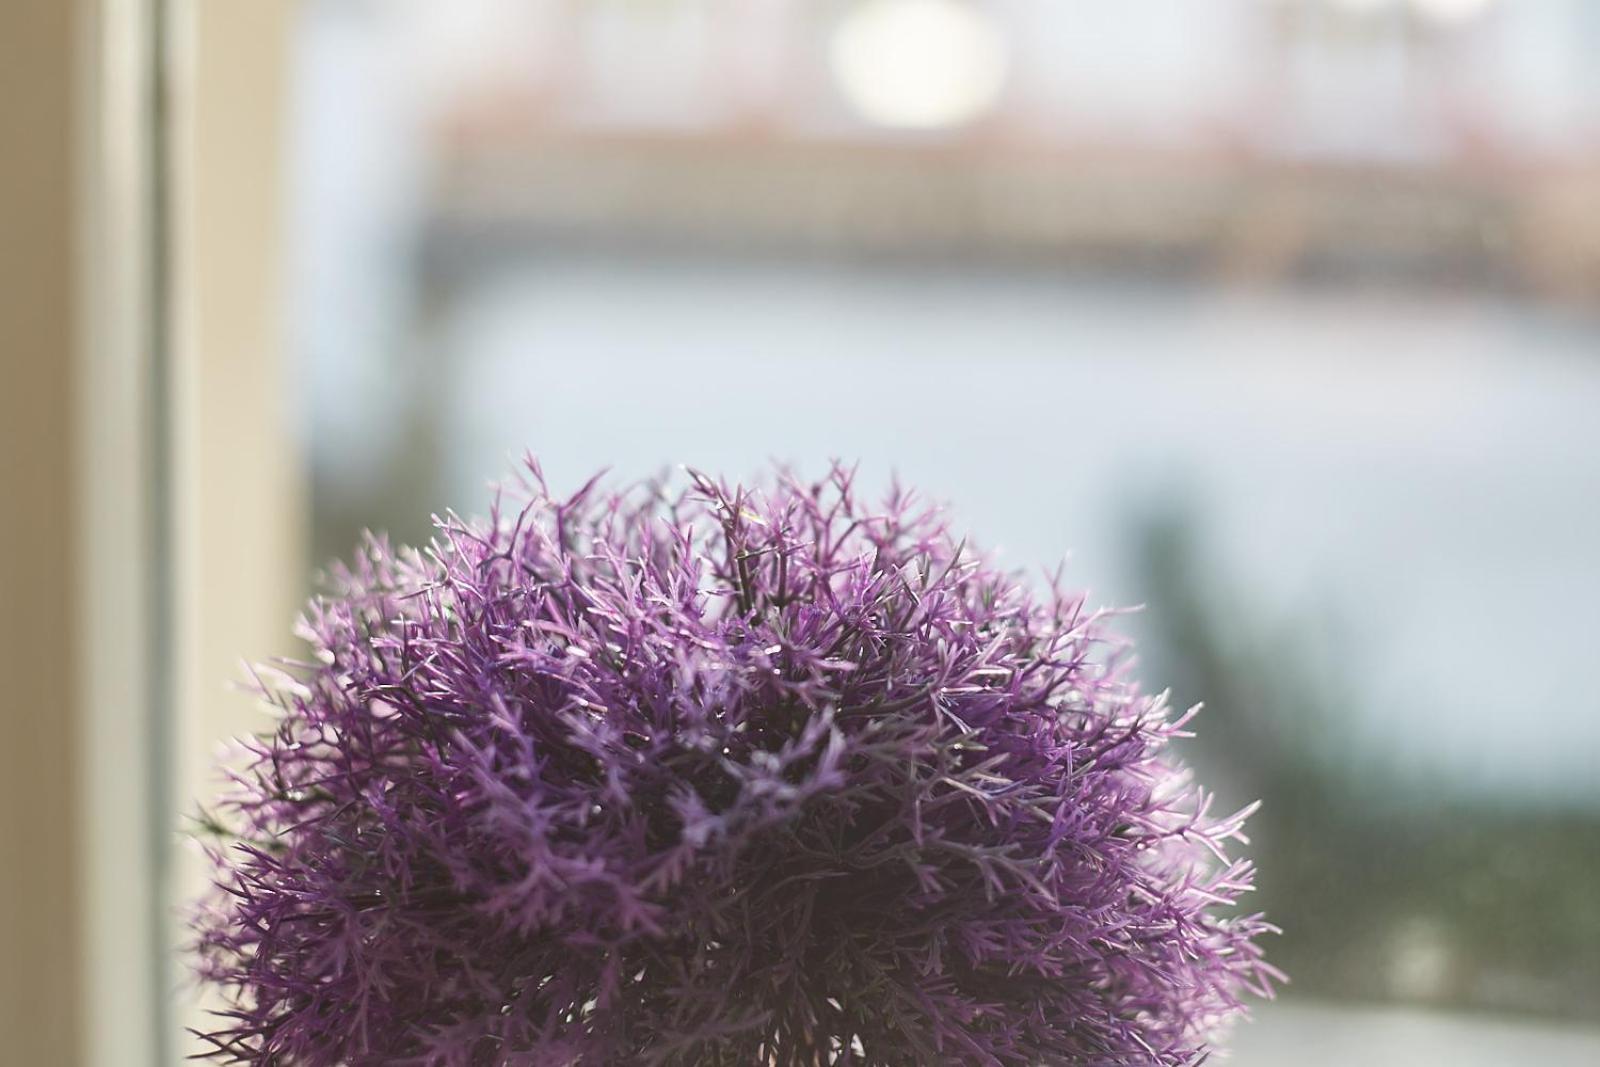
left=192, top=461, right=1279, bottom=1066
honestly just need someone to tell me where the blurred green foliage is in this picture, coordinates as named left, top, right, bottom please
left=1129, top=504, right=1600, bottom=1021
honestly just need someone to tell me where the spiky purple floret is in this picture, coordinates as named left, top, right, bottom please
left=192, top=461, right=1279, bottom=1066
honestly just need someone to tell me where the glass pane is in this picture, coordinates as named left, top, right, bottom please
left=286, top=1, right=1600, bottom=1059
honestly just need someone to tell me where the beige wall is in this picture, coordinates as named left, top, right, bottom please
left=0, top=0, right=84, bottom=1062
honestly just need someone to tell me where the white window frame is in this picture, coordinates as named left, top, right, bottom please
left=63, top=2, right=301, bottom=1064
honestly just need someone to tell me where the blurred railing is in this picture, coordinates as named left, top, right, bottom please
left=396, top=0, right=1600, bottom=299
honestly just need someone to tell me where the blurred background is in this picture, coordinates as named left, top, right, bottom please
left=5, top=0, right=1599, bottom=1063
left=291, top=0, right=1600, bottom=1059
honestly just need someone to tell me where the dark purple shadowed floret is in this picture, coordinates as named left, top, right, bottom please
left=191, top=461, right=1280, bottom=1066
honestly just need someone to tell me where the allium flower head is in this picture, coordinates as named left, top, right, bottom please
left=193, top=461, right=1278, bottom=1066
